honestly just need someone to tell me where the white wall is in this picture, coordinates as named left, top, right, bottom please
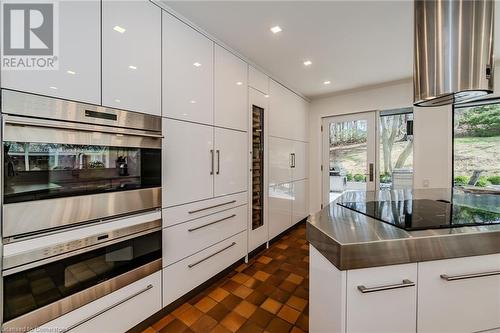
left=308, top=79, right=452, bottom=213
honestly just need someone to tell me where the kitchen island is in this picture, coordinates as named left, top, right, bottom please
left=307, top=189, right=500, bottom=333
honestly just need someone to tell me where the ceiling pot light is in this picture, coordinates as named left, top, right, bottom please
left=128, top=65, right=137, bottom=70
left=236, top=81, right=243, bottom=86
left=323, top=81, right=331, bottom=85
left=193, top=62, right=201, bottom=67
left=113, top=26, right=126, bottom=33
left=414, top=0, right=494, bottom=106
left=270, top=26, right=282, bottom=34
left=303, top=60, right=312, bottom=66
left=66, top=70, right=76, bottom=75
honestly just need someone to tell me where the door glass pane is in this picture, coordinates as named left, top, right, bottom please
left=379, top=110, right=414, bottom=190
left=328, top=120, right=368, bottom=202
left=4, top=142, right=161, bottom=204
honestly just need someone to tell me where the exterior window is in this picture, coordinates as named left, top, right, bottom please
left=453, top=103, right=500, bottom=191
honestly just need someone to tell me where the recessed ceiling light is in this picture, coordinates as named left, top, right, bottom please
left=115, top=99, right=121, bottom=103
left=113, top=26, right=126, bottom=33
left=128, top=65, right=137, bottom=70
left=264, top=94, right=270, bottom=98
left=270, top=26, right=282, bottom=34
left=193, top=62, right=201, bottom=67
left=303, top=60, right=312, bottom=66
left=323, top=80, right=331, bottom=85
left=236, top=81, right=243, bottom=86
left=66, top=70, right=76, bottom=75
left=49, top=86, right=58, bottom=90
left=190, top=100, right=197, bottom=104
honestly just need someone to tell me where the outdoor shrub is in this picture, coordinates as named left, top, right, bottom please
left=353, top=174, right=365, bottom=182
left=487, top=175, right=500, bottom=185
left=380, top=173, right=391, bottom=183
left=346, top=173, right=353, bottom=181
left=454, top=175, right=470, bottom=186
left=476, top=176, right=491, bottom=187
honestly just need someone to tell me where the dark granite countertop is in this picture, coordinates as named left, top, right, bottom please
left=307, top=188, right=500, bottom=270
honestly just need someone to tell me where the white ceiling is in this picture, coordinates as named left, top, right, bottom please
left=163, top=1, right=500, bottom=99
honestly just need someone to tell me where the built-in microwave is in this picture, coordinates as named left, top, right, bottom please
left=1, top=211, right=162, bottom=331
left=1, top=90, right=162, bottom=240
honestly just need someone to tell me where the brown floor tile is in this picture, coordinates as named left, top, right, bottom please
left=190, top=314, right=218, bottom=333
left=260, top=297, right=282, bottom=315
left=209, top=288, right=230, bottom=302
left=279, top=281, right=298, bottom=293
left=222, top=279, right=241, bottom=293
left=235, top=263, right=248, bottom=272
left=248, top=308, right=274, bottom=328
left=293, top=286, right=308, bottom=299
left=221, top=294, right=243, bottom=310
left=234, top=300, right=257, bottom=318
left=207, top=303, right=231, bottom=322
left=159, top=318, right=189, bottom=333
left=257, top=256, right=273, bottom=264
left=142, top=327, right=156, bottom=333
left=291, top=327, right=305, bottom=333
left=210, top=324, right=232, bottom=333
left=243, top=277, right=260, bottom=289
left=233, top=285, right=253, bottom=299
left=171, top=303, right=193, bottom=318
left=177, top=306, right=203, bottom=327
left=236, top=321, right=265, bottom=333
left=266, top=317, right=292, bottom=333
left=220, top=312, right=246, bottom=332
left=232, top=273, right=251, bottom=284
left=275, top=243, right=289, bottom=250
left=195, top=296, right=217, bottom=313
left=286, top=296, right=308, bottom=312
left=246, top=290, right=267, bottom=306
left=270, top=288, right=291, bottom=304
left=254, top=270, right=271, bottom=282
left=295, top=314, right=308, bottom=331
left=152, top=314, right=175, bottom=331
left=256, top=283, right=276, bottom=297
left=277, top=305, right=300, bottom=324
left=286, top=273, right=304, bottom=285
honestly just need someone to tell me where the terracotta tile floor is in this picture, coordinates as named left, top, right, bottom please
left=144, top=222, right=309, bottom=333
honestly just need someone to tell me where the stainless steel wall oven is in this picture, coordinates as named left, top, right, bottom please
left=1, top=212, right=162, bottom=331
left=1, top=90, right=162, bottom=240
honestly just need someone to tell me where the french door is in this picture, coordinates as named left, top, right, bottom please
left=322, top=112, right=377, bottom=206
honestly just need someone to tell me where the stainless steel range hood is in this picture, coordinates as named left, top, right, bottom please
left=414, top=0, right=495, bottom=107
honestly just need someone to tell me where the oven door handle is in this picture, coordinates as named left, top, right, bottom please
left=3, top=116, right=164, bottom=139
left=61, top=284, right=154, bottom=332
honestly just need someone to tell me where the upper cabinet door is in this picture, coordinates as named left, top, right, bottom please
left=249, top=66, right=269, bottom=94
left=163, top=13, right=214, bottom=124
left=269, top=136, right=293, bottom=186
left=102, top=0, right=161, bottom=115
left=0, top=0, right=101, bottom=104
left=215, top=45, right=248, bottom=131
left=214, top=128, right=248, bottom=197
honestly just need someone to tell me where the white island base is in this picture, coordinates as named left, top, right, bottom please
left=309, top=245, right=500, bottom=333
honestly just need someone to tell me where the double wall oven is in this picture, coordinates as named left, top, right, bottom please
left=1, top=90, right=163, bottom=331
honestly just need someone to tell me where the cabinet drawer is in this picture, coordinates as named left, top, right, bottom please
left=163, top=205, right=247, bottom=266
left=163, top=192, right=248, bottom=227
left=163, top=231, right=247, bottom=306
left=346, top=263, right=417, bottom=333
left=33, top=271, right=162, bottom=333
left=418, top=254, right=500, bottom=333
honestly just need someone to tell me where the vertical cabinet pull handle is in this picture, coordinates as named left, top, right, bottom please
left=293, top=153, right=296, bottom=168
left=369, top=163, right=374, bottom=182
left=216, top=150, right=220, bottom=175
left=210, top=150, right=214, bottom=175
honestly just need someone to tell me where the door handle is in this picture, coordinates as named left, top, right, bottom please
left=292, top=153, right=296, bottom=168
left=210, top=150, right=214, bottom=175
left=216, top=150, right=220, bottom=175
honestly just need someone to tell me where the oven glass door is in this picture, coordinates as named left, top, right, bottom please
left=3, top=230, right=161, bottom=323
left=3, top=142, right=161, bottom=204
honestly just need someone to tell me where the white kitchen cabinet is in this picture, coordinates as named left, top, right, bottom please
left=162, top=118, right=214, bottom=208
left=215, top=45, right=248, bottom=131
left=268, top=182, right=293, bottom=239
left=214, top=128, right=248, bottom=196
left=269, top=80, right=309, bottom=142
left=1, top=0, right=100, bottom=104
left=292, top=180, right=309, bottom=223
left=34, top=271, right=162, bottom=333
left=163, top=12, right=214, bottom=124
left=249, top=66, right=269, bottom=94
left=346, top=264, right=417, bottom=333
left=269, top=136, right=293, bottom=186
left=418, top=254, right=500, bottom=333
left=163, top=231, right=247, bottom=306
left=292, top=141, right=308, bottom=181
left=163, top=204, right=247, bottom=266
left=102, top=0, right=161, bottom=115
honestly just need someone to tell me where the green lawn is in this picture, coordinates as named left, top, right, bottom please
left=454, top=136, right=500, bottom=177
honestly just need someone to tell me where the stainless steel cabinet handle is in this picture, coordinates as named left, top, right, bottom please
left=210, top=150, right=214, bottom=175
left=188, top=242, right=236, bottom=268
left=357, top=279, right=415, bottom=293
left=188, top=200, right=237, bottom=214
left=188, top=214, right=236, bottom=232
left=290, top=153, right=294, bottom=168
left=61, top=284, right=154, bottom=332
left=292, top=153, right=296, bottom=168
left=440, top=270, right=500, bottom=281
left=216, top=150, right=220, bottom=175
